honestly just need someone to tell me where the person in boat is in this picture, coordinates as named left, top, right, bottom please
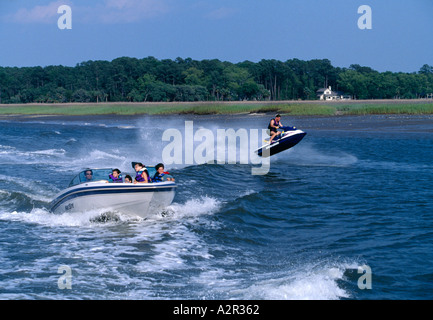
left=133, top=162, right=150, bottom=184
left=152, top=163, right=175, bottom=182
left=109, top=169, right=123, bottom=183
left=268, top=114, right=283, bottom=144
left=124, top=175, right=133, bottom=183
left=84, top=169, right=93, bottom=182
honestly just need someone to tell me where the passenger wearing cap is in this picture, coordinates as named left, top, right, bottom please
left=268, top=114, right=283, bottom=144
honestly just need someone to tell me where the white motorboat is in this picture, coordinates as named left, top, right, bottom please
left=49, top=167, right=176, bottom=218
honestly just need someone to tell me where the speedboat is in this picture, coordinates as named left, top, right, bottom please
left=49, top=167, right=176, bottom=218
left=255, top=126, right=306, bottom=157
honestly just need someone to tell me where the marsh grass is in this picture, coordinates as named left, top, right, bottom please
left=1, top=101, right=432, bottom=116
left=337, top=103, right=433, bottom=115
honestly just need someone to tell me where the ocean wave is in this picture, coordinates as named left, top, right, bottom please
left=30, top=148, right=66, bottom=156
left=0, top=144, right=67, bottom=163
left=163, top=196, right=222, bottom=220
left=225, top=261, right=360, bottom=300
left=0, top=175, right=58, bottom=203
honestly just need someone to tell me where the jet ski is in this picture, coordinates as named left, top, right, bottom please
left=255, top=126, right=306, bottom=157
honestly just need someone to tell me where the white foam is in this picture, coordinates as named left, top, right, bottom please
left=127, top=196, right=221, bottom=274
left=229, top=263, right=352, bottom=300
left=0, top=190, right=11, bottom=196
left=31, top=148, right=66, bottom=156
left=0, top=195, right=221, bottom=229
left=164, top=196, right=221, bottom=220
left=0, top=207, right=139, bottom=229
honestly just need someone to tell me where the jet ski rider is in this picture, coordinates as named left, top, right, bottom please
left=268, top=114, right=283, bottom=144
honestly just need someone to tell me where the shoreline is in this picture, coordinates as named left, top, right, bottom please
left=1, top=113, right=431, bottom=136
left=0, top=99, right=433, bottom=118
left=1, top=111, right=432, bottom=133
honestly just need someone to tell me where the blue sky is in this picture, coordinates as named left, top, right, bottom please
left=0, top=0, right=432, bottom=72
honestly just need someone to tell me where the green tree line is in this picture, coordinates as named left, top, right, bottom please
left=0, top=56, right=432, bottom=103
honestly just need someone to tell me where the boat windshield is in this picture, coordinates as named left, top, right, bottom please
left=68, top=167, right=158, bottom=187
left=68, top=168, right=115, bottom=187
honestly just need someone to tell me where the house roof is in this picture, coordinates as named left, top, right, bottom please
left=316, top=88, right=344, bottom=96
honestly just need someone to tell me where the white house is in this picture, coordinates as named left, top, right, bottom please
left=316, top=86, right=351, bottom=101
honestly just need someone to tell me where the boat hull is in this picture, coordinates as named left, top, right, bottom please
left=49, top=182, right=176, bottom=218
left=255, top=130, right=306, bottom=157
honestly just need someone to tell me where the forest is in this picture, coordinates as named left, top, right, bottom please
left=0, top=56, right=432, bottom=104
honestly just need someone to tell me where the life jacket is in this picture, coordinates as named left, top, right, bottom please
left=135, top=170, right=145, bottom=182
left=268, top=118, right=280, bottom=132
left=109, top=174, right=123, bottom=183
left=135, top=169, right=152, bottom=183
left=152, top=172, right=167, bottom=182
left=152, top=173, right=163, bottom=183
left=153, top=171, right=172, bottom=182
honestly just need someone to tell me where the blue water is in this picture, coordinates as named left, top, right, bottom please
left=0, top=114, right=432, bottom=300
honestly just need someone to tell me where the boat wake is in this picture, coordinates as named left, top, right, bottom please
left=0, top=195, right=222, bottom=228
left=226, top=260, right=359, bottom=300
left=274, top=142, right=359, bottom=167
